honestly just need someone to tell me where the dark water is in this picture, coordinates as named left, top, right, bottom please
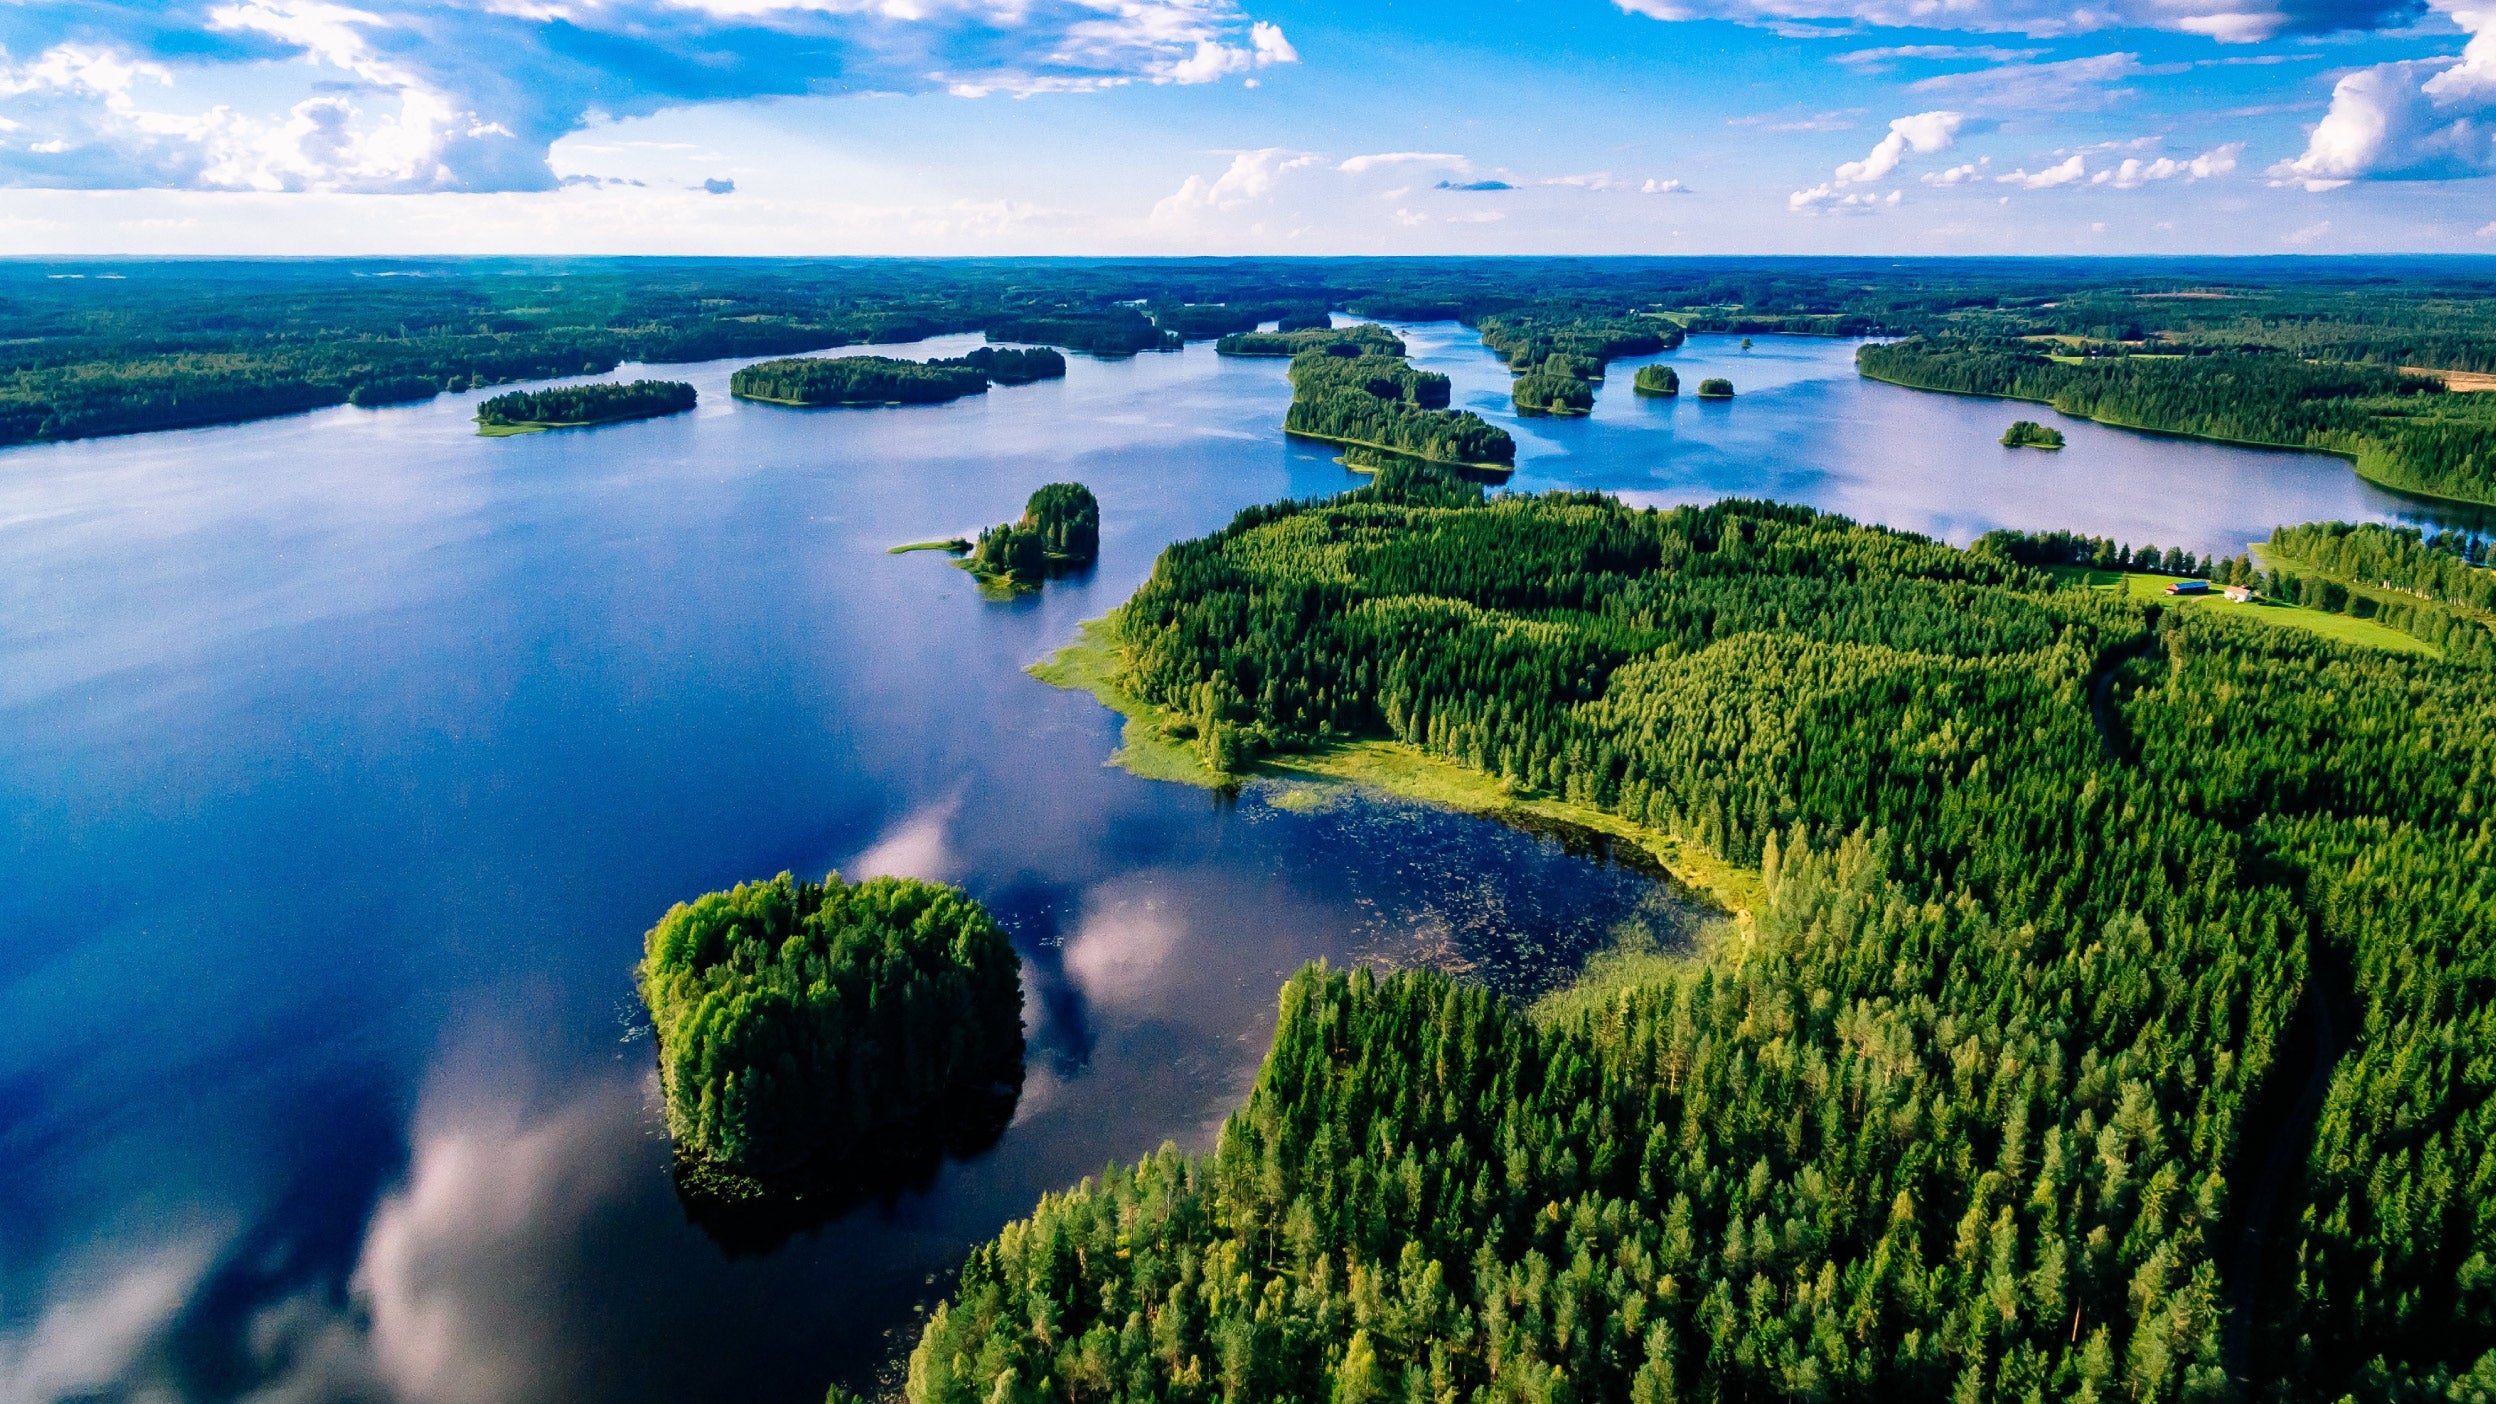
left=0, top=326, right=2459, bottom=1404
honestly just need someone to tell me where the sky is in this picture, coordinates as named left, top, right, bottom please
left=0, top=0, right=2490, bottom=255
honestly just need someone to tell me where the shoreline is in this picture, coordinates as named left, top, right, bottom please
left=1855, top=362, right=2496, bottom=511
left=1028, top=610, right=1761, bottom=922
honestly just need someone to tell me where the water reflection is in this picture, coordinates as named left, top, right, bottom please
left=1, top=322, right=2461, bottom=1404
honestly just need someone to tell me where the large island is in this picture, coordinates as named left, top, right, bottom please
left=922, top=460, right=2496, bottom=1404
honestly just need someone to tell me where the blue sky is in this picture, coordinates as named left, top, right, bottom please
left=0, top=0, right=2488, bottom=254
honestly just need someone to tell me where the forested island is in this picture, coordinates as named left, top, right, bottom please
left=2002, top=419, right=2065, bottom=448
left=1633, top=364, right=1679, bottom=396
left=474, top=379, right=696, bottom=433
left=967, top=482, right=1101, bottom=588
left=1695, top=376, right=1734, bottom=398
left=638, top=870, right=1023, bottom=1184
left=731, top=355, right=991, bottom=406
left=1510, top=370, right=1594, bottom=415
left=937, top=462, right=2496, bottom=1403
left=948, top=345, right=1067, bottom=384
left=1859, top=339, right=2496, bottom=504
left=1281, top=326, right=1508, bottom=471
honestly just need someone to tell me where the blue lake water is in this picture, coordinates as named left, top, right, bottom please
left=0, top=327, right=2463, bottom=1404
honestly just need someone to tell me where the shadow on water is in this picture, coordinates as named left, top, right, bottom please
left=672, top=1077, right=1025, bottom=1258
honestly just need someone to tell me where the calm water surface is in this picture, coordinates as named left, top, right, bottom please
left=0, top=328, right=2463, bottom=1404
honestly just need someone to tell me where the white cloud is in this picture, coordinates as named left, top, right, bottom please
left=1612, top=0, right=2417, bottom=42
left=0, top=0, right=1298, bottom=192
left=2270, top=11, right=2496, bottom=188
left=1998, top=152, right=2088, bottom=187
left=1337, top=151, right=1468, bottom=173
left=1151, top=146, right=1319, bottom=222
left=2284, top=218, right=2333, bottom=243
left=2479, top=218, right=2496, bottom=235
left=2091, top=142, right=2242, bottom=186
left=1921, top=160, right=1986, bottom=183
left=1543, top=171, right=1617, bottom=187
left=848, top=798, right=960, bottom=882
left=1834, top=110, right=1964, bottom=185
left=1643, top=176, right=1692, bottom=192
left=0, top=1233, right=227, bottom=1403
left=1790, top=183, right=1904, bottom=213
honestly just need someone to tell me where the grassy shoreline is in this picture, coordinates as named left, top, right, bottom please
left=1028, top=609, right=1761, bottom=921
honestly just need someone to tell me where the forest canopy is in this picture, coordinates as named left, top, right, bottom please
left=914, top=467, right=2496, bottom=1404
left=475, top=379, right=696, bottom=429
left=638, top=871, right=1024, bottom=1178
left=2002, top=419, right=2065, bottom=448
left=1633, top=365, right=1679, bottom=396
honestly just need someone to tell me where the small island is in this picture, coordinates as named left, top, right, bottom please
left=475, top=379, right=696, bottom=434
left=639, top=871, right=1024, bottom=1185
left=945, top=345, right=1066, bottom=385
left=731, top=355, right=990, bottom=407
left=1695, top=377, right=1736, bottom=399
left=968, top=482, right=1101, bottom=589
left=1633, top=365, right=1679, bottom=396
left=2002, top=419, right=2067, bottom=449
left=1512, top=371, right=1594, bottom=416
left=350, top=375, right=443, bottom=408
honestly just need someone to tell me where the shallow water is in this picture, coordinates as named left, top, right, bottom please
left=0, top=325, right=2459, bottom=1404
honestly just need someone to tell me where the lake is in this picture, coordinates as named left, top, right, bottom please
left=0, top=328, right=2460, bottom=1404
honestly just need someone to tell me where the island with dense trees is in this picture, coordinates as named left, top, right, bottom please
left=731, top=355, right=991, bottom=406
left=474, top=379, right=696, bottom=433
left=965, top=482, right=1101, bottom=589
left=1510, top=370, right=1594, bottom=415
left=1695, top=376, right=1734, bottom=398
left=1279, top=327, right=1506, bottom=471
left=1633, top=364, right=1679, bottom=396
left=638, top=870, right=1024, bottom=1184
left=2001, top=418, right=2065, bottom=448
left=946, top=345, right=1066, bottom=384
left=938, top=462, right=2496, bottom=1404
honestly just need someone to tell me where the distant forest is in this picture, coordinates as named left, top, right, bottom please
left=19, top=256, right=2496, bottom=449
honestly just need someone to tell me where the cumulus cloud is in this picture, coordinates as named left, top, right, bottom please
left=2091, top=142, right=2242, bottom=185
left=1922, top=159, right=1987, bottom=183
left=2270, top=12, right=2496, bottom=188
left=1834, top=110, right=1965, bottom=184
left=1998, top=152, right=2090, bottom=186
left=1643, top=176, right=1692, bottom=192
left=1150, top=146, right=1319, bottom=222
left=1790, top=183, right=1904, bottom=212
left=1612, top=0, right=2420, bottom=42
left=0, top=0, right=1298, bottom=192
